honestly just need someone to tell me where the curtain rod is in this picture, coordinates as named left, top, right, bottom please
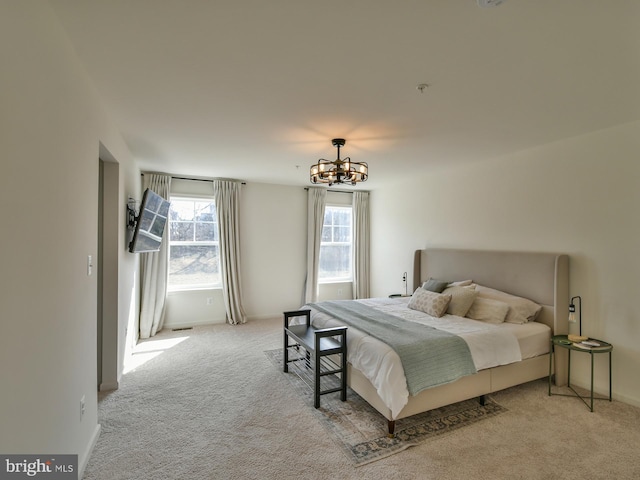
left=141, top=173, right=245, bottom=185
left=304, top=187, right=354, bottom=194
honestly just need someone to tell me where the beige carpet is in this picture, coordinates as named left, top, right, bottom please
left=84, top=317, right=640, bottom=480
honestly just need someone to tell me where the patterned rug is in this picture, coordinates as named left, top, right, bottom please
left=264, top=349, right=507, bottom=466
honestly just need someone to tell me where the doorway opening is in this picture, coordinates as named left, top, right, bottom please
left=98, top=155, right=120, bottom=391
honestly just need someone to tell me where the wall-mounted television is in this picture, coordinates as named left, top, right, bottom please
left=128, top=188, right=170, bottom=253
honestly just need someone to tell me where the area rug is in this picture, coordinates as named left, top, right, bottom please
left=264, top=348, right=506, bottom=466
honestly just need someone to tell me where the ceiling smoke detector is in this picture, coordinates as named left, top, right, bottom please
left=477, top=0, right=505, bottom=7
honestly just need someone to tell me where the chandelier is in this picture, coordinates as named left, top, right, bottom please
left=310, top=139, right=368, bottom=186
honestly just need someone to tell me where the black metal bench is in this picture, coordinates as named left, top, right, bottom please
left=283, top=310, right=347, bottom=408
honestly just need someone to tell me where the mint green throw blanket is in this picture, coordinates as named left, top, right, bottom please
left=309, top=300, right=477, bottom=396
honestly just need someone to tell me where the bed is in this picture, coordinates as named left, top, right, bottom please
left=305, top=248, right=569, bottom=435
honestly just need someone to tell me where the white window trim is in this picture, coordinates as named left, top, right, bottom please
left=318, top=204, right=353, bottom=284
left=167, top=284, right=222, bottom=293
left=167, top=195, right=221, bottom=291
left=318, top=278, right=353, bottom=285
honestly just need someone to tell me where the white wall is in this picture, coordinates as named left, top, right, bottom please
left=0, top=1, right=139, bottom=474
left=370, top=120, right=640, bottom=407
left=240, top=185, right=357, bottom=315
left=240, top=185, right=359, bottom=315
left=241, top=183, right=309, bottom=318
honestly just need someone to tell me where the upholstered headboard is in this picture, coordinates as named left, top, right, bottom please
left=413, top=248, right=569, bottom=335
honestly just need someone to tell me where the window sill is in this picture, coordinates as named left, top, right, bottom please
left=167, top=286, right=222, bottom=294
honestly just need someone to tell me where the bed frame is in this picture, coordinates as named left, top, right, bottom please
left=347, top=248, right=569, bottom=435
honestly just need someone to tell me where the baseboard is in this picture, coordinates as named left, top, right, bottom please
left=569, top=380, right=640, bottom=408
left=246, top=313, right=280, bottom=322
left=166, top=314, right=284, bottom=327
left=99, top=380, right=119, bottom=391
left=163, top=318, right=226, bottom=330
left=614, top=391, right=640, bottom=408
left=79, top=423, right=101, bottom=479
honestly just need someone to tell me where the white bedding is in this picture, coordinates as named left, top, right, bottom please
left=307, top=296, right=535, bottom=419
left=501, top=320, right=551, bottom=360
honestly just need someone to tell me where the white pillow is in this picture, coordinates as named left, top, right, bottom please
left=441, top=286, right=478, bottom=317
left=466, top=297, right=510, bottom=324
left=504, top=311, right=528, bottom=325
left=475, top=284, right=542, bottom=323
left=408, top=288, right=452, bottom=318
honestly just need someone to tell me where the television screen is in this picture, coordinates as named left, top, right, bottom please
left=128, top=188, right=170, bottom=253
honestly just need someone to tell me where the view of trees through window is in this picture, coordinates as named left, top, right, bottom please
left=168, top=197, right=220, bottom=288
left=319, top=205, right=352, bottom=282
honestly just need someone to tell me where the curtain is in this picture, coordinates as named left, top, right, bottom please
left=304, top=187, right=327, bottom=303
left=213, top=179, right=247, bottom=325
left=352, top=191, right=370, bottom=299
left=139, top=173, right=172, bottom=339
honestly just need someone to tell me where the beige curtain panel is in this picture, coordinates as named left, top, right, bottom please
left=139, top=173, right=172, bottom=338
left=352, top=191, right=370, bottom=299
left=213, top=179, right=247, bottom=325
left=304, top=187, right=327, bottom=303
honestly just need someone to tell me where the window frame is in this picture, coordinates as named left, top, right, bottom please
left=318, top=204, right=353, bottom=284
left=167, top=195, right=221, bottom=291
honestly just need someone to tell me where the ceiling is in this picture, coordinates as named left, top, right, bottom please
left=49, top=0, right=639, bottom=190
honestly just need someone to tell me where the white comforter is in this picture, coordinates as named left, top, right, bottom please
left=307, top=297, right=522, bottom=419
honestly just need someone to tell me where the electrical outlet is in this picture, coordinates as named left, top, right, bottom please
left=80, top=395, right=85, bottom=421
left=206, top=297, right=214, bottom=305
left=337, top=289, right=343, bottom=297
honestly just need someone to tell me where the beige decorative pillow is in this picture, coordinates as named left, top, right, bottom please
left=466, top=298, right=510, bottom=324
left=475, top=285, right=542, bottom=323
left=448, top=279, right=473, bottom=287
left=442, top=286, right=478, bottom=317
left=408, top=288, right=452, bottom=318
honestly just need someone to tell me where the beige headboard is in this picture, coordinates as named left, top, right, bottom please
left=413, top=248, right=569, bottom=335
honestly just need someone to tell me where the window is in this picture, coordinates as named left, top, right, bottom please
left=319, top=205, right=352, bottom=282
left=168, top=197, right=220, bottom=289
